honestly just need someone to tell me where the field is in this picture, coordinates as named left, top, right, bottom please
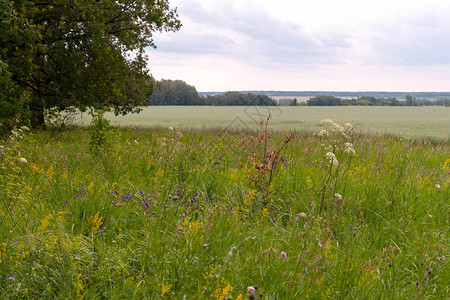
left=1, top=115, right=449, bottom=298
left=76, top=106, right=450, bottom=141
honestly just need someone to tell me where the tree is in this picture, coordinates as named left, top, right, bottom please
left=405, top=94, right=418, bottom=106
left=149, top=79, right=201, bottom=105
left=307, top=95, right=342, bottom=106
left=1, top=0, right=181, bottom=128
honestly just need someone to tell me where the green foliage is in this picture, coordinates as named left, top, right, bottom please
left=149, top=84, right=278, bottom=106
left=150, top=79, right=202, bottom=105
left=0, top=60, right=30, bottom=139
left=0, top=0, right=181, bottom=127
left=89, top=110, right=111, bottom=154
left=307, top=95, right=343, bottom=106
left=205, top=92, right=277, bottom=106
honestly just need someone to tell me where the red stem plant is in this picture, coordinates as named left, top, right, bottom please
left=245, top=115, right=293, bottom=206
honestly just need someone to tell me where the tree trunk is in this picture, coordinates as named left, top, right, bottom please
left=30, top=94, right=45, bottom=129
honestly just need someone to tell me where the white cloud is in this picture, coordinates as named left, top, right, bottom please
left=147, top=0, right=450, bottom=91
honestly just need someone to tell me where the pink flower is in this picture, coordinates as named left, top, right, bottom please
left=9, top=277, right=15, bottom=281
left=247, top=286, right=255, bottom=293
left=435, top=184, right=441, bottom=189
left=281, top=251, right=287, bottom=259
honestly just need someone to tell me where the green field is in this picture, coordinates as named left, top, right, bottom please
left=1, top=118, right=449, bottom=298
left=76, top=106, right=449, bottom=140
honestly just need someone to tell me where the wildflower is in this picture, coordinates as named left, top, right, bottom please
left=168, top=126, right=174, bottom=131
left=9, top=277, right=15, bottom=281
left=344, top=142, right=355, bottom=154
left=435, top=184, right=441, bottom=189
left=344, top=123, right=353, bottom=129
left=228, top=246, right=237, bottom=257
left=325, top=152, right=336, bottom=160
left=20, top=157, right=28, bottom=163
left=318, top=129, right=329, bottom=137
left=320, top=119, right=334, bottom=126
left=345, top=146, right=356, bottom=155
left=281, top=251, right=287, bottom=259
left=325, top=152, right=339, bottom=167
left=247, top=286, right=256, bottom=293
left=333, top=122, right=344, bottom=132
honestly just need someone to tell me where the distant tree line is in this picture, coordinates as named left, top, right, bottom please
left=148, top=80, right=449, bottom=107
left=306, top=95, right=449, bottom=106
left=211, top=91, right=450, bottom=99
left=149, top=80, right=276, bottom=106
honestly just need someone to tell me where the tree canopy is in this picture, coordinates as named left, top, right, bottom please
left=149, top=79, right=202, bottom=105
left=0, top=0, right=181, bottom=129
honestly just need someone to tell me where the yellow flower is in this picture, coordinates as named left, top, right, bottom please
left=159, top=282, right=173, bottom=296
left=37, top=214, right=52, bottom=232
left=87, top=212, right=103, bottom=233
left=243, top=189, right=256, bottom=206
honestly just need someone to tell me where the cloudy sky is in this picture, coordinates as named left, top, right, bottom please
left=146, top=0, right=450, bottom=92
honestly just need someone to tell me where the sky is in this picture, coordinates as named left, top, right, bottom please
left=146, top=0, right=450, bottom=92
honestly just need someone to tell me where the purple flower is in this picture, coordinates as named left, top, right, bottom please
left=435, top=184, right=441, bottom=189
left=281, top=251, right=287, bottom=259
left=247, top=286, right=255, bottom=293
left=9, top=277, right=15, bottom=281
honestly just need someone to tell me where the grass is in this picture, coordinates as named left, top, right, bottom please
left=75, top=106, right=450, bottom=141
left=0, top=119, right=449, bottom=299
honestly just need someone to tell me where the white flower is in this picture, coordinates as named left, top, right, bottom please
left=168, top=126, right=174, bottom=131
left=344, top=142, right=356, bottom=155
left=345, top=147, right=356, bottom=155
left=19, top=157, right=28, bottom=163
left=333, top=122, right=344, bottom=132
left=344, top=123, right=353, bottom=129
left=334, top=193, right=342, bottom=199
left=20, top=126, right=30, bottom=131
left=318, top=129, right=329, bottom=137
left=325, top=152, right=339, bottom=167
left=320, top=119, right=334, bottom=126
left=11, top=131, right=18, bottom=136
left=325, top=152, right=336, bottom=160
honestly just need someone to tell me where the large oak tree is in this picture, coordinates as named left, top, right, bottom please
left=0, top=0, right=181, bottom=128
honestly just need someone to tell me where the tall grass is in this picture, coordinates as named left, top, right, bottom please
left=0, top=122, right=448, bottom=299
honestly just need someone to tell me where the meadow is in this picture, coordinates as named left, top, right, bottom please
left=0, top=115, right=449, bottom=299
left=75, top=106, right=450, bottom=141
